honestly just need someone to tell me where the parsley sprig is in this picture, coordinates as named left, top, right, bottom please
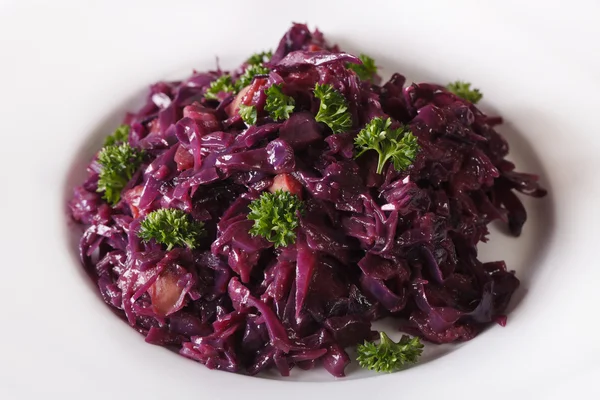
left=446, top=81, right=483, bottom=104
left=313, top=83, right=352, bottom=134
left=97, top=126, right=144, bottom=205
left=354, top=117, right=419, bottom=174
left=138, top=209, right=205, bottom=250
left=206, top=63, right=271, bottom=100
left=235, top=64, right=270, bottom=91
left=348, top=54, right=378, bottom=82
left=247, top=50, right=272, bottom=66
left=247, top=190, right=303, bottom=247
left=205, top=75, right=236, bottom=100
left=265, top=84, right=295, bottom=121
left=104, top=124, right=130, bottom=146
left=238, top=104, right=257, bottom=125
left=357, top=332, right=424, bottom=373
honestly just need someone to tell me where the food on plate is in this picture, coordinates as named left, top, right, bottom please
left=69, top=23, right=546, bottom=377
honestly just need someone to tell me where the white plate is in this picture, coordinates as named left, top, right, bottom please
left=1, top=0, right=599, bottom=399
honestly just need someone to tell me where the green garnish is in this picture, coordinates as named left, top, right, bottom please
left=356, top=332, right=424, bottom=373
left=104, top=124, right=130, bottom=147
left=264, top=84, right=295, bottom=121
left=235, top=64, right=270, bottom=91
left=446, top=81, right=483, bottom=104
left=247, top=50, right=273, bottom=66
left=247, top=190, right=303, bottom=248
left=354, top=117, right=419, bottom=174
left=138, top=209, right=205, bottom=251
left=205, top=75, right=236, bottom=100
left=347, top=54, right=378, bottom=82
left=238, top=104, right=257, bottom=125
left=313, top=83, right=352, bottom=134
left=97, top=143, right=144, bottom=206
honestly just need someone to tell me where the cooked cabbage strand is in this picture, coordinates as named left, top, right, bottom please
left=138, top=209, right=205, bottom=250
left=248, top=190, right=303, bottom=247
left=313, top=83, right=352, bottom=134
left=357, top=332, right=424, bottom=373
left=446, top=80, right=483, bottom=104
left=354, top=117, right=419, bottom=174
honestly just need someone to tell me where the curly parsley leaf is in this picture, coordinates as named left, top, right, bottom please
left=248, top=190, right=303, bottom=247
left=104, top=125, right=130, bottom=147
left=238, top=104, right=257, bottom=125
left=313, top=83, right=352, bottom=134
left=247, top=50, right=273, bottom=66
left=138, top=208, right=205, bottom=251
left=97, top=143, right=144, bottom=205
left=205, top=75, right=236, bottom=100
left=446, top=81, right=483, bottom=104
left=354, top=117, right=420, bottom=174
left=357, top=332, right=424, bottom=373
left=264, top=84, right=295, bottom=121
left=235, top=64, right=270, bottom=91
left=347, top=54, right=378, bottom=82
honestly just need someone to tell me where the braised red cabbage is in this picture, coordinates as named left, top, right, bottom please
left=69, top=23, right=546, bottom=377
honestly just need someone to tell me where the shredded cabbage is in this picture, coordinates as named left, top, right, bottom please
left=69, top=23, right=546, bottom=377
